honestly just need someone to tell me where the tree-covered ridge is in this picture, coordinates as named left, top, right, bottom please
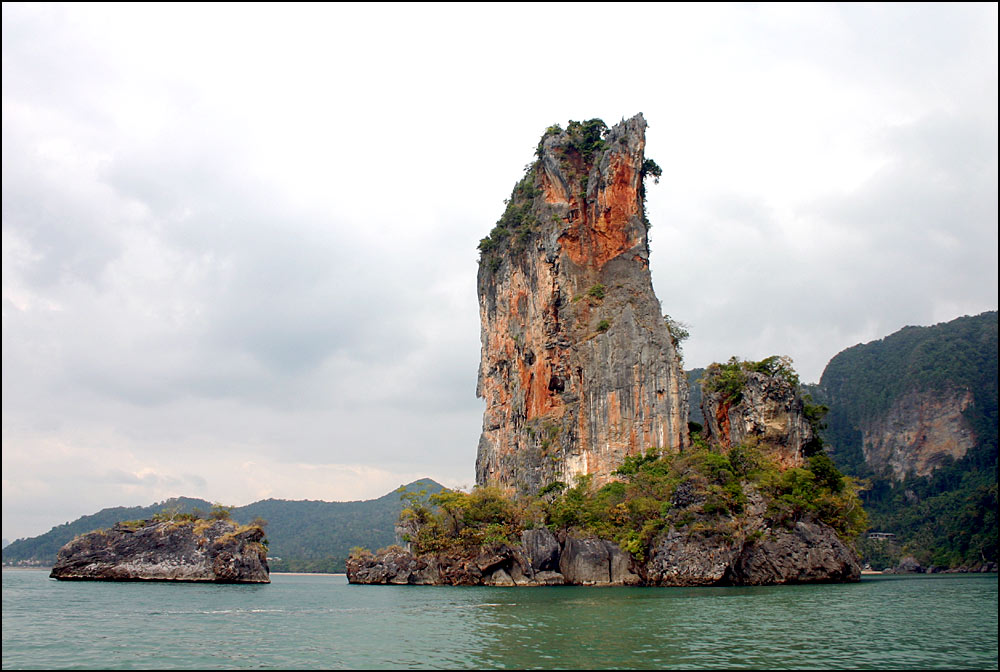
left=815, top=311, right=998, bottom=569
left=820, top=311, right=998, bottom=426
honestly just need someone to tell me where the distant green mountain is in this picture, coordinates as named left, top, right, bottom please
left=2, top=479, right=443, bottom=573
left=815, top=311, right=998, bottom=569
left=234, top=479, right=443, bottom=573
left=1, top=496, right=214, bottom=568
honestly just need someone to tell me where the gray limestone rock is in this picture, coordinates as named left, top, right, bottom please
left=49, top=519, right=269, bottom=583
left=559, top=536, right=611, bottom=585
left=645, top=527, right=742, bottom=586
left=702, top=369, right=812, bottom=469
left=606, top=541, right=642, bottom=585
left=521, top=528, right=560, bottom=573
left=486, top=568, right=515, bottom=586
left=732, top=520, right=862, bottom=584
left=891, top=555, right=925, bottom=574
left=531, top=570, right=566, bottom=585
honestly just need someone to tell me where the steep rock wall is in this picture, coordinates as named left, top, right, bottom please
left=861, top=386, right=975, bottom=480
left=476, top=115, right=687, bottom=495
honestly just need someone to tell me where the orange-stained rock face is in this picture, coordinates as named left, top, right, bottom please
left=861, top=387, right=975, bottom=480
left=476, top=115, right=688, bottom=496
left=559, top=151, right=642, bottom=270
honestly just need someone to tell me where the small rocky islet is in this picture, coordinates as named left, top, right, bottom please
left=49, top=517, right=269, bottom=583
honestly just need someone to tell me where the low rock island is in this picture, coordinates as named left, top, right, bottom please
left=50, top=518, right=270, bottom=583
left=347, top=519, right=859, bottom=587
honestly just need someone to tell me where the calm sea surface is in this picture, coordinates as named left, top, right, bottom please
left=2, top=569, right=997, bottom=669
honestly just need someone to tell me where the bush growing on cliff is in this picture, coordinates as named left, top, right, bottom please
left=663, top=314, right=689, bottom=350
left=478, top=170, right=542, bottom=261
left=702, top=357, right=749, bottom=403
left=398, top=486, right=524, bottom=554
left=641, top=158, right=662, bottom=184
left=564, top=119, right=609, bottom=157
left=702, top=355, right=801, bottom=405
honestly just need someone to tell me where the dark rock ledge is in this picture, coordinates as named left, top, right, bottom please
left=49, top=519, right=270, bottom=583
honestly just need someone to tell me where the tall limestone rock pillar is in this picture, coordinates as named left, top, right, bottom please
left=475, top=114, right=688, bottom=495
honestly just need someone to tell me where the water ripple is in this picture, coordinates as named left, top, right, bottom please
left=2, top=571, right=996, bottom=669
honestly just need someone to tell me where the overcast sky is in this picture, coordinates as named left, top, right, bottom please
left=3, top=3, right=997, bottom=541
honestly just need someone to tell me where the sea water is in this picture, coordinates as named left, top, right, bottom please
left=2, top=570, right=997, bottom=669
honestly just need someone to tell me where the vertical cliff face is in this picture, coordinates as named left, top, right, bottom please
left=817, top=311, right=996, bottom=482
left=476, top=115, right=688, bottom=495
left=860, top=386, right=975, bottom=480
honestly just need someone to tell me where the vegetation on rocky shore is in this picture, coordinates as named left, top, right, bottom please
left=384, top=435, right=865, bottom=567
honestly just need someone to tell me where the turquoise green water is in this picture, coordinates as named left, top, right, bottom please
left=2, top=570, right=997, bottom=669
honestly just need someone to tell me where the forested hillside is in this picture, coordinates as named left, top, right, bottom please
left=817, top=311, right=998, bottom=569
left=2, top=480, right=443, bottom=572
left=236, top=479, right=443, bottom=572
left=1, top=496, right=213, bottom=567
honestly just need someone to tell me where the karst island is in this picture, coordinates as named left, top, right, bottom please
left=49, top=508, right=270, bottom=583
left=347, top=114, right=865, bottom=586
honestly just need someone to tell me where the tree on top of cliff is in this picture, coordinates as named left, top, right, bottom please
left=563, top=119, right=609, bottom=158
left=701, top=355, right=801, bottom=404
left=478, top=116, right=663, bottom=263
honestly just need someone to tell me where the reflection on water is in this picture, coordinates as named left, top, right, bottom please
left=2, top=570, right=996, bottom=669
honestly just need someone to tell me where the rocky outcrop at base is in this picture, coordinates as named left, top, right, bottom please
left=701, top=367, right=813, bottom=470
left=346, top=522, right=859, bottom=587
left=49, top=519, right=270, bottom=583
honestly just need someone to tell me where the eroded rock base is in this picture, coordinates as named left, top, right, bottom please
left=347, top=524, right=859, bottom=587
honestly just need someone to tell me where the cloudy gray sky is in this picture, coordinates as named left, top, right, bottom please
left=3, top=3, right=997, bottom=541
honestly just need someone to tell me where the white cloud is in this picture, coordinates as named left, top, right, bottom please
left=3, top=2, right=997, bottom=539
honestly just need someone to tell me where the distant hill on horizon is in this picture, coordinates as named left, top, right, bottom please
left=1, top=479, right=444, bottom=572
